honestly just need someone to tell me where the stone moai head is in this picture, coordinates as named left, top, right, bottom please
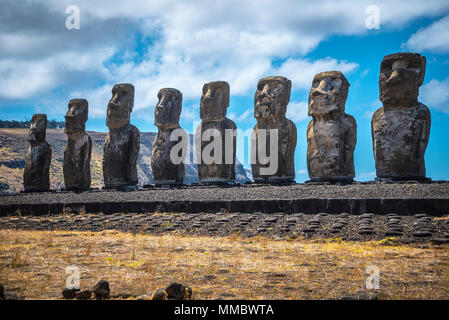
left=154, top=88, right=182, bottom=128
left=28, top=114, right=47, bottom=144
left=106, top=83, right=135, bottom=129
left=308, top=71, right=349, bottom=118
left=379, top=52, right=426, bottom=109
left=200, top=81, right=230, bottom=121
left=65, top=99, right=88, bottom=135
left=254, top=76, right=291, bottom=119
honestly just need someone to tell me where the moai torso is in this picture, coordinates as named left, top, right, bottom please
left=63, top=99, right=92, bottom=190
left=197, top=118, right=236, bottom=182
left=251, top=118, right=296, bottom=182
left=251, top=76, right=296, bottom=182
left=372, top=103, right=430, bottom=179
left=23, top=114, right=52, bottom=192
left=103, top=84, right=140, bottom=188
left=195, top=81, right=237, bottom=183
left=64, top=133, right=92, bottom=190
left=306, top=71, right=356, bottom=182
left=151, top=88, right=186, bottom=185
left=152, top=128, right=186, bottom=184
left=103, top=124, right=140, bottom=187
left=372, top=52, right=430, bottom=180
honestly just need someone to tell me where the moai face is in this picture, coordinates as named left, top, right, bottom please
left=106, top=83, right=135, bottom=129
left=200, top=81, right=230, bottom=121
left=308, top=71, right=349, bottom=117
left=254, top=76, right=291, bottom=119
left=65, top=99, right=88, bottom=135
left=27, top=114, right=47, bottom=144
left=154, top=88, right=182, bottom=128
left=379, top=52, right=426, bottom=108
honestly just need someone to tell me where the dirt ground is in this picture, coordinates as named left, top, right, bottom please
left=0, top=229, right=448, bottom=300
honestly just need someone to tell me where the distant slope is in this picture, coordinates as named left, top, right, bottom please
left=0, top=128, right=251, bottom=192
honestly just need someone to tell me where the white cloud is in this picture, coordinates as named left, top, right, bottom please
left=0, top=48, right=114, bottom=100
left=362, top=100, right=382, bottom=119
left=0, top=59, right=56, bottom=99
left=181, top=104, right=200, bottom=123
left=69, top=84, right=112, bottom=118
left=357, top=171, right=376, bottom=179
left=229, top=110, right=253, bottom=123
left=360, top=69, right=370, bottom=78
left=420, top=77, right=449, bottom=114
left=277, top=58, right=359, bottom=90
left=287, top=101, right=309, bottom=122
left=236, top=109, right=253, bottom=123
left=404, top=15, right=449, bottom=53
left=2, top=0, right=449, bottom=119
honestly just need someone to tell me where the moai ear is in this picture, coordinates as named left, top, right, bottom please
left=419, top=55, right=426, bottom=87
left=128, top=85, right=135, bottom=112
left=285, top=79, right=292, bottom=105
left=83, top=101, right=89, bottom=124
left=222, top=82, right=230, bottom=108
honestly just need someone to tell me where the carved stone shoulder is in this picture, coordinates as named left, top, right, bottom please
left=371, top=107, right=383, bottom=123
left=414, top=102, right=431, bottom=121
left=129, top=124, right=140, bottom=137
left=223, top=117, right=237, bottom=130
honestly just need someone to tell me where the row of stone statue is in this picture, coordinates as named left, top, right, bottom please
left=23, top=52, right=431, bottom=192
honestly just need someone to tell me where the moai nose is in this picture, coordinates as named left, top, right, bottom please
left=387, top=69, right=402, bottom=84
left=312, top=80, right=327, bottom=96
left=158, top=95, right=167, bottom=108
left=205, top=88, right=213, bottom=99
left=66, top=108, right=75, bottom=117
left=111, top=93, right=121, bottom=104
left=260, top=84, right=271, bottom=97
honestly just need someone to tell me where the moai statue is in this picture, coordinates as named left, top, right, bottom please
left=372, top=52, right=431, bottom=181
left=306, top=71, right=357, bottom=183
left=103, top=83, right=140, bottom=189
left=151, top=88, right=187, bottom=185
left=63, top=99, right=92, bottom=191
left=195, top=81, right=237, bottom=183
left=23, top=114, right=52, bottom=192
left=251, top=76, right=297, bottom=183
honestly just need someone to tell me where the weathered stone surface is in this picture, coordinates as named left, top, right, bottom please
left=251, top=76, right=297, bottom=182
left=165, top=282, right=193, bottom=300
left=4, top=292, right=19, bottom=300
left=23, top=114, right=52, bottom=192
left=152, top=289, right=168, bottom=300
left=372, top=52, right=431, bottom=181
left=63, top=99, right=92, bottom=190
left=151, top=88, right=186, bottom=185
left=93, top=280, right=110, bottom=299
left=2, top=211, right=449, bottom=242
left=196, top=81, right=236, bottom=183
left=307, top=71, right=356, bottom=183
left=62, top=287, right=80, bottom=299
left=136, top=293, right=152, bottom=300
left=103, top=84, right=140, bottom=188
left=75, top=289, right=92, bottom=300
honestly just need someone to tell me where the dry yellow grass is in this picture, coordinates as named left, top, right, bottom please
left=0, top=229, right=448, bottom=300
left=0, top=165, right=23, bottom=192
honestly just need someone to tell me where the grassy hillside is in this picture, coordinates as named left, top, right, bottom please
left=0, top=128, right=250, bottom=192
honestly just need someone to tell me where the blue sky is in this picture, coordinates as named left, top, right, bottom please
left=1, top=0, right=449, bottom=182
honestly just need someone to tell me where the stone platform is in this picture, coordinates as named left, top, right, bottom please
left=1, top=212, right=448, bottom=243
left=1, top=181, right=449, bottom=216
